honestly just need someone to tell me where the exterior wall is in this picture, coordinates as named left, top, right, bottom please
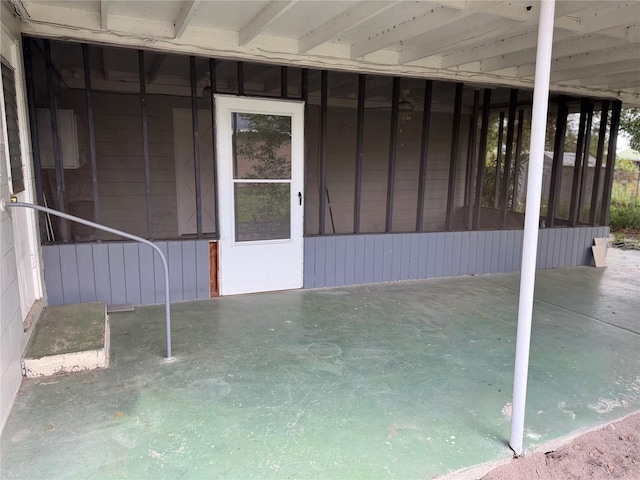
left=303, top=226, right=609, bottom=289
left=1, top=6, right=45, bottom=431
left=42, top=240, right=211, bottom=306
left=0, top=104, right=24, bottom=432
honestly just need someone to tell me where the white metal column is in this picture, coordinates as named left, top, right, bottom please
left=509, top=0, right=556, bottom=456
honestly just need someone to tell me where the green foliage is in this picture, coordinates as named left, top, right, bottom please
left=609, top=180, right=640, bottom=230
left=235, top=114, right=291, bottom=179
left=615, top=158, right=639, bottom=174
left=610, top=202, right=640, bottom=230
left=233, top=113, right=291, bottom=227
left=619, top=108, right=640, bottom=152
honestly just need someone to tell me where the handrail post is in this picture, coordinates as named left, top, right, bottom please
left=1, top=198, right=174, bottom=362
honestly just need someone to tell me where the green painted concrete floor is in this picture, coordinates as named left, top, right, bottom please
left=2, top=248, right=639, bottom=479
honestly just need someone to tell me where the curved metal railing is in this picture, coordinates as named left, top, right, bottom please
left=2, top=198, right=174, bottom=362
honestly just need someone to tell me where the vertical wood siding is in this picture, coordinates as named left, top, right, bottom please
left=303, top=226, right=609, bottom=288
left=43, top=228, right=609, bottom=304
left=43, top=240, right=211, bottom=306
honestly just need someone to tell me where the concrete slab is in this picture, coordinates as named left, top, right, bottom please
left=1, top=249, right=638, bottom=479
left=22, top=302, right=109, bottom=377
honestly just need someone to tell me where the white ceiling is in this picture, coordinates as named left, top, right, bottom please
left=10, top=0, right=640, bottom=105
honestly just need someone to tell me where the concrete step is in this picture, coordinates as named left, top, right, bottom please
left=22, top=302, right=110, bottom=378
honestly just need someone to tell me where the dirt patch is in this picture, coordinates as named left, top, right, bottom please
left=482, top=412, right=640, bottom=480
left=611, top=229, right=640, bottom=250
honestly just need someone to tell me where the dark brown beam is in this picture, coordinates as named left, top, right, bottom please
left=138, top=50, right=153, bottom=239
left=416, top=80, right=433, bottom=232
left=577, top=102, right=594, bottom=223
left=465, top=90, right=480, bottom=206
left=209, top=58, right=220, bottom=238
left=569, top=98, right=589, bottom=226
left=44, top=39, right=69, bottom=242
left=318, top=70, right=328, bottom=234
left=281, top=66, right=288, bottom=98
left=190, top=56, right=202, bottom=238
left=354, top=74, right=366, bottom=233
left=237, top=61, right=244, bottom=95
left=445, top=82, right=464, bottom=231
left=301, top=68, right=308, bottom=102
left=472, top=89, right=492, bottom=230
left=547, top=96, right=568, bottom=227
left=385, top=77, right=400, bottom=233
left=494, top=111, right=505, bottom=209
left=82, top=44, right=101, bottom=240
left=589, top=100, right=609, bottom=225
left=600, top=100, right=622, bottom=225
left=511, top=109, right=525, bottom=212
left=22, top=37, right=46, bottom=242
left=500, top=89, right=518, bottom=228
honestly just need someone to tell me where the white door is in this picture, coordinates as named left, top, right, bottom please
left=173, top=109, right=216, bottom=235
left=215, top=95, right=304, bottom=295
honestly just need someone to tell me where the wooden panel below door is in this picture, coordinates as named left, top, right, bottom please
left=209, top=242, right=219, bottom=297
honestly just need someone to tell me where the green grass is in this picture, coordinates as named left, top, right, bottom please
left=609, top=182, right=640, bottom=230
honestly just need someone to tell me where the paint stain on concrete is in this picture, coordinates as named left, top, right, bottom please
left=588, top=397, right=627, bottom=414
left=501, top=402, right=512, bottom=420
left=10, top=429, right=30, bottom=443
left=307, top=342, right=342, bottom=359
left=187, top=378, right=231, bottom=401
left=111, top=430, right=137, bottom=449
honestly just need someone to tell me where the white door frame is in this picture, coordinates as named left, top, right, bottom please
left=215, top=95, right=304, bottom=296
left=1, top=30, right=44, bottom=319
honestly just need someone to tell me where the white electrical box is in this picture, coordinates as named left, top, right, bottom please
left=36, top=108, right=81, bottom=169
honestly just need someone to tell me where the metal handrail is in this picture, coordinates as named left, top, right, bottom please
left=2, top=198, right=174, bottom=362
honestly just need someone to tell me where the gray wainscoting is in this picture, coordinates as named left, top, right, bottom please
left=303, top=226, right=609, bottom=289
left=43, top=228, right=609, bottom=305
left=43, top=240, right=211, bottom=306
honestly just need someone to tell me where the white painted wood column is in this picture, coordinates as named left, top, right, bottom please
left=509, top=0, right=555, bottom=456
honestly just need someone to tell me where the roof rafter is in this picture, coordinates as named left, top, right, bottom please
left=399, top=16, right=513, bottom=64
left=480, top=28, right=638, bottom=72
left=549, top=59, right=639, bottom=83
left=174, top=0, right=201, bottom=39
left=399, top=1, right=587, bottom=66
left=579, top=2, right=640, bottom=35
left=350, top=1, right=470, bottom=59
left=517, top=45, right=639, bottom=78
left=239, top=0, right=298, bottom=47
left=298, top=1, right=401, bottom=53
left=100, top=0, right=109, bottom=30
left=580, top=70, right=640, bottom=87
left=441, top=28, right=575, bottom=68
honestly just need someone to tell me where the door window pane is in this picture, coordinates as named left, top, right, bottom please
left=234, top=183, right=290, bottom=241
left=233, top=113, right=291, bottom=179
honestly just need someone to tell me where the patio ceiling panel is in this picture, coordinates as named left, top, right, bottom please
left=12, top=0, right=640, bottom=105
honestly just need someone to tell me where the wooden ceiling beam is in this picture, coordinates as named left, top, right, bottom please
left=239, top=0, right=298, bottom=46
left=298, top=1, right=401, bottom=53
left=174, top=0, right=202, bottom=39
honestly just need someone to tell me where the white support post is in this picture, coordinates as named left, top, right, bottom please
left=509, top=0, right=555, bottom=457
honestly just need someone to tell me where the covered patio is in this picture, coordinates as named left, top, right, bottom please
left=2, top=247, right=639, bottom=479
